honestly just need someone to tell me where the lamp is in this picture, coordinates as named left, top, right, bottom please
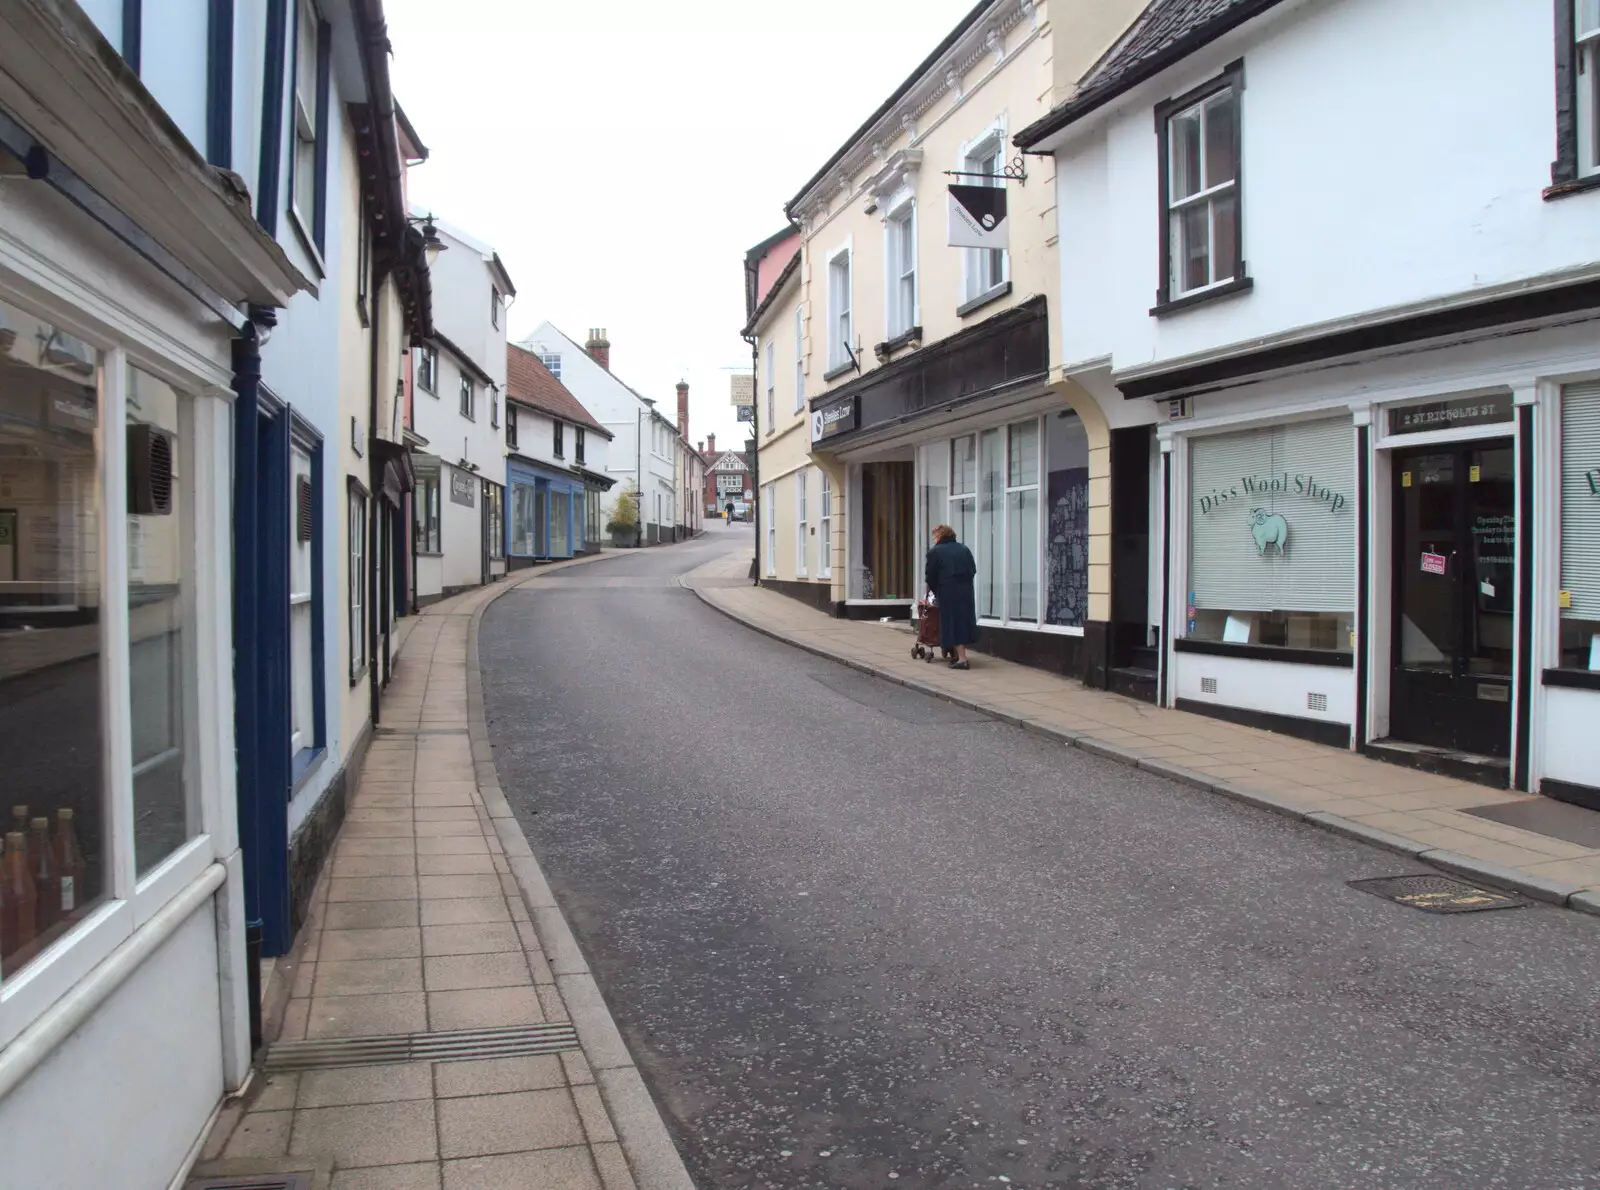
left=409, top=214, right=447, bottom=269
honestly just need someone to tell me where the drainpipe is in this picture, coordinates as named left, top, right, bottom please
left=368, top=266, right=383, bottom=729
left=636, top=406, right=643, bottom=546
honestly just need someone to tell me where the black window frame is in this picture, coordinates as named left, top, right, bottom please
left=507, top=405, right=519, bottom=449
left=575, top=427, right=586, bottom=465
left=491, top=287, right=502, bottom=328
left=417, top=346, right=437, bottom=394
left=1550, top=0, right=1600, bottom=197
left=355, top=187, right=371, bottom=327
left=1152, top=59, right=1251, bottom=317
left=460, top=375, right=475, bottom=421
left=553, top=420, right=565, bottom=459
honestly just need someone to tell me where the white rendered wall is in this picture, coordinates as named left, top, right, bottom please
left=1173, top=652, right=1355, bottom=737
left=440, top=465, right=482, bottom=592
left=1540, top=688, right=1600, bottom=790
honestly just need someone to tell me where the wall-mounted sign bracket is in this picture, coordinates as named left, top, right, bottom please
left=943, top=157, right=1028, bottom=186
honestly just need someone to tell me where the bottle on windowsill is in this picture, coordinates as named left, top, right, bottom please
left=30, top=817, right=59, bottom=933
left=54, top=809, right=86, bottom=921
left=3, top=831, right=37, bottom=959
left=10, top=806, right=28, bottom=860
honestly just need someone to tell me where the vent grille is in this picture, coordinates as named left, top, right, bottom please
left=1200, top=676, right=1218, bottom=694
left=296, top=475, right=314, bottom=542
left=264, top=1023, right=579, bottom=1072
left=127, top=423, right=174, bottom=515
left=1307, top=691, right=1328, bottom=712
left=187, top=1175, right=311, bottom=1190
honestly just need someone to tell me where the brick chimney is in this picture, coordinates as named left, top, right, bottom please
left=676, top=381, right=689, bottom=444
left=584, top=327, right=611, bottom=371
left=707, top=432, right=716, bottom=455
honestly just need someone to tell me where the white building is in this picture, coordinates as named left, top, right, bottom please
left=1018, top=0, right=1600, bottom=801
left=411, top=218, right=514, bottom=601
left=521, top=323, right=692, bottom=542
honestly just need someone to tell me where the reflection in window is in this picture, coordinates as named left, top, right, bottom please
left=127, top=367, right=198, bottom=874
left=0, top=298, right=107, bottom=972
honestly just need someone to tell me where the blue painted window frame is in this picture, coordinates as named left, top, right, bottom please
left=284, top=0, right=332, bottom=259
left=289, top=412, right=326, bottom=790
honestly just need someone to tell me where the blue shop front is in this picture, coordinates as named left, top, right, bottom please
left=507, top=455, right=588, bottom=564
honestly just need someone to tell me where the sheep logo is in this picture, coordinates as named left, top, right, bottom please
left=1249, top=508, right=1289, bottom=556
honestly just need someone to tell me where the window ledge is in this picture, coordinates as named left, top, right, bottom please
left=823, top=360, right=858, bottom=382
left=291, top=746, right=327, bottom=793
left=1174, top=636, right=1353, bottom=667
left=287, top=206, right=327, bottom=281
left=1542, top=666, right=1600, bottom=691
left=957, top=281, right=1012, bottom=319
left=1543, top=173, right=1600, bottom=202
left=416, top=550, right=444, bottom=558
left=1151, top=275, right=1254, bottom=317
left=874, top=326, right=923, bottom=360
left=349, top=664, right=369, bottom=689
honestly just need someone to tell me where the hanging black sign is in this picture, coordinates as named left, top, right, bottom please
left=947, top=185, right=1008, bottom=250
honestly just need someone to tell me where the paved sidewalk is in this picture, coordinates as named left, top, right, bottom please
left=684, top=553, right=1600, bottom=917
left=195, top=554, right=694, bottom=1190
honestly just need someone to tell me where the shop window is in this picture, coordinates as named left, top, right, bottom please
left=950, top=434, right=977, bottom=553
left=348, top=482, right=367, bottom=681
left=1187, top=417, right=1355, bottom=650
left=414, top=463, right=441, bottom=553
left=820, top=470, right=833, bottom=579
left=796, top=469, right=808, bottom=576
left=976, top=428, right=1004, bottom=618
left=511, top=482, right=536, bottom=555
left=1045, top=411, right=1090, bottom=628
left=1006, top=420, right=1040, bottom=621
left=919, top=440, right=950, bottom=567
left=289, top=431, right=324, bottom=773
left=1560, top=382, right=1600, bottom=669
left=1157, top=64, right=1244, bottom=305
left=551, top=490, right=571, bottom=556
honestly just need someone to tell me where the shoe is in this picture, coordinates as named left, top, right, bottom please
left=949, top=659, right=969, bottom=670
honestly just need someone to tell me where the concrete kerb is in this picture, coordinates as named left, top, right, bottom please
left=466, top=552, right=700, bottom=1190
left=686, top=584, right=1600, bottom=922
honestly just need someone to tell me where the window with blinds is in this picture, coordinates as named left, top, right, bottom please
left=1560, top=382, right=1600, bottom=670
left=1188, top=417, right=1356, bottom=648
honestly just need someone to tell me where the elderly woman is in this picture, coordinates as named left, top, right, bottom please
left=924, top=524, right=977, bottom=669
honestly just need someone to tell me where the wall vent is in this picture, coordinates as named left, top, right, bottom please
left=1307, top=692, right=1328, bottom=712
left=296, top=475, right=314, bottom=542
left=127, top=423, right=174, bottom=515
left=1200, top=676, right=1218, bottom=695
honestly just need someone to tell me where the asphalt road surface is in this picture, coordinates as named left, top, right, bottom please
left=480, top=528, right=1600, bottom=1190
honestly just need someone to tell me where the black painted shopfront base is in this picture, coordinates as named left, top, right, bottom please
left=761, top=578, right=837, bottom=615
left=970, top=622, right=1086, bottom=680
left=839, top=602, right=913, bottom=622
left=1541, top=777, right=1600, bottom=813
left=1177, top=697, right=1353, bottom=749
left=1363, top=737, right=1510, bottom=789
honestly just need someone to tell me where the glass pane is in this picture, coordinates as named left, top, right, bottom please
left=294, top=136, right=316, bottom=219
left=978, top=428, right=1003, bottom=618
left=0, top=298, right=107, bottom=972
left=1169, top=104, right=1203, bottom=199
left=1397, top=453, right=1458, bottom=668
left=1211, top=194, right=1238, bottom=285
left=1203, top=91, right=1237, bottom=185
left=952, top=497, right=975, bottom=559
left=984, top=248, right=1005, bottom=289
left=1007, top=488, right=1039, bottom=622
left=1045, top=411, right=1090, bottom=628
left=1580, top=0, right=1600, bottom=37
left=1172, top=204, right=1211, bottom=294
left=951, top=434, right=977, bottom=495
left=1466, top=447, right=1515, bottom=676
left=296, top=1, right=318, bottom=105
left=127, top=367, right=197, bottom=874
left=1008, top=419, right=1038, bottom=487
left=918, top=441, right=948, bottom=564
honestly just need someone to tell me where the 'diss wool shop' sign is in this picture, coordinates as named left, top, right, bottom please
left=1197, top=471, right=1349, bottom=517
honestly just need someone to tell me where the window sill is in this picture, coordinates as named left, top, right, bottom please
left=1151, top=276, right=1254, bottom=317
left=1544, top=172, right=1600, bottom=201
left=1174, top=636, right=1353, bottom=667
left=874, top=326, right=922, bottom=360
left=349, top=664, right=369, bottom=689
left=957, top=281, right=1012, bottom=319
left=291, top=746, right=327, bottom=793
left=287, top=206, right=326, bottom=280
left=823, top=360, right=858, bottom=382
left=416, top=550, right=443, bottom=558
left=1542, top=666, right=1600, bottom=691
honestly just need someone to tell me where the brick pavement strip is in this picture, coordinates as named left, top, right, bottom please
left=194, top=550, right=695, bottom=1190
left=682, top=555, right=1600, bottom=919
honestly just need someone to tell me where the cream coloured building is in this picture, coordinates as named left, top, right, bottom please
left=750, top=0, right=1155, bottom=689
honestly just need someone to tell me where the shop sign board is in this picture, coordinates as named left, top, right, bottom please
left=1421, top=551, right=1448, bottom=575
left=449, top=469, right=477, bottom=507
left=1196, top=471, right=1349, bottom=518
left=1388, top=393, right=1512, bottom=435
left=730, top=374, right=755, bottom=407
left=811, top=397, right=857, bottom=444
left=947, top=185, right=1008, bottom=250
left=736, top=404, right=754, bottom=423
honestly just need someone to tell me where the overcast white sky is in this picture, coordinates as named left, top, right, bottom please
left=385, top=0, right=978, bottom=453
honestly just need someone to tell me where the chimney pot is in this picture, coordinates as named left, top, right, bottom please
left=584, top=326, right=611, bottom=372
left=676, top=381, right=689, bottom=445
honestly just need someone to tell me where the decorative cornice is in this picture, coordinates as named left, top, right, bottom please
left=792, top=0, right=1031, bottom=222
left=868, top=148, right=923, bottom=204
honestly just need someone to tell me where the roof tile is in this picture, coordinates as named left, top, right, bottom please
left=506, top=343, right=612, bottom=438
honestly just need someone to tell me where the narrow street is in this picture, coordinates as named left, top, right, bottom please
left=480, top=533, right=1600, bottom=1190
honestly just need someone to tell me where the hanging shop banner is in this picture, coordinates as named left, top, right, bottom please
left=730, top=374, right=755, bottom=407
left=947, top=184, right=1008, bottom=250
left=736, top=404, right=754, bottom=423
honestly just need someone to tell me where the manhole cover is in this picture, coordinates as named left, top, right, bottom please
left=1349, top=874, right=1530, bottom=914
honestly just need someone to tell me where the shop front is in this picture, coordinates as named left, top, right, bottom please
left=507, top=456, right=585, bottom=565
left=809, top=296, right=1104, bottom=675
left=1155, top=317, right=1600, bottom=795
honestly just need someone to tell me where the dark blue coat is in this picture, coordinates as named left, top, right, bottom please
left=924, top=539, right=978, bottom=648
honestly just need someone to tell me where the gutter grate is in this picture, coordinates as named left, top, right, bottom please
left=187, top=1177, right=312, bottom=1190
left=1349, top=874, right=1529, bottom=914
left=265, top=1023, right=579, bottom=1072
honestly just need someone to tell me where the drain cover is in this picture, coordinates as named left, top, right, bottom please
left=188, top=1177, right=312, bottom=1190
left=1349, top=874, right=1530, bottom=914
left=265, top=1023, right=579, bottom=1072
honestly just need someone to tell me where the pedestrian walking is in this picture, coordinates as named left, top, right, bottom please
left=924, top=523, right=977, bottom=668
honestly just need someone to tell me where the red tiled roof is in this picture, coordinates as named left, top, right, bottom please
left=505, top=343, right=612, bottom=438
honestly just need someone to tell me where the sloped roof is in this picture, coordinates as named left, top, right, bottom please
left=1015, top=0, right=1285, bottom=148
left=506, top=343, right=613, bottom=439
